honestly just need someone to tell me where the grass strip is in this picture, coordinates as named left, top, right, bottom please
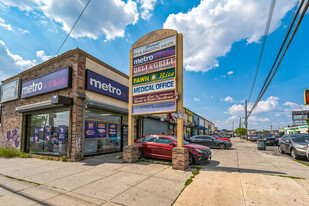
left=137, top=157, right=172, bottom=166
left=295, top=159, right=309, bottom=167
left=172, top=166, right=201, bottom=205
left=266, top=174, right=305, bottom=180
left=4, top=175, right=42, bottom=186
left=0, top=147, right=30, bottom=158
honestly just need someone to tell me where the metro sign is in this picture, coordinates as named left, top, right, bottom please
left=305, top=89, right=309, bottom=105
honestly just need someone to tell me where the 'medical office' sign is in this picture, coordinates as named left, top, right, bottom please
left=86, top=70, right=129, bottom=102
left=21, top=67, right=71, bottom=98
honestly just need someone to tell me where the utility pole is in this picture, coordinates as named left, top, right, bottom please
left=239, top=117, right=241, bottom=129
left=245, top=99, right=248, bottom=140
left=271, top=124, right=272, bottom=133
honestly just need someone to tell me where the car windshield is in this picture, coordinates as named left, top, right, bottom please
left=171, top=137, right=189, bottom=145
left=261, top=134, right=274, bottom=138
left=291, top=134, right=309, bottom=143
left=252, top=135, right=259, bottom=137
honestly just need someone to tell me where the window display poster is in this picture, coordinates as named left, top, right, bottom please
left=45, top=126, right=51, bottom=141
left=59, top=125, right=66, bottom=141
left=34, top=128, right=39, bottom=142
left=97, top=123, right=106, bottom=137
left=85, top=122, right=96, bottom=138
left=109, top=124, right=117, bottom=137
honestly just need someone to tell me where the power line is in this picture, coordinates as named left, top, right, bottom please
left=55, top=0, right=91, bottom=56
left=248, top=0, right=276, bottom=103
left=248, top=0, right=308, bottom=117
left=251, top=0, right=303, bottom=107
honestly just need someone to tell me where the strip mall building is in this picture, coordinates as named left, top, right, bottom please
left=0, top=48, right=215, bottom=160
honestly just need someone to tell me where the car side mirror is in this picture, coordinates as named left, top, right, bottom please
left=170, top=142, right=176, bottom=147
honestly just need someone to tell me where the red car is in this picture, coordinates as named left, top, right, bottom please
left=211, top=135, right=231, bottom=142
left=134, top=135, right=212, bottom=164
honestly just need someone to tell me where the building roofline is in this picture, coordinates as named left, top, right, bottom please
left=1, top=48, right=129, bottom=84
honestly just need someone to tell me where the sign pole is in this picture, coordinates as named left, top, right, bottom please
left=128, top=49, right=134, bottom=146
left=177, top=33, right=184, bottom=148
left=123, top=49, right=138, bottom=163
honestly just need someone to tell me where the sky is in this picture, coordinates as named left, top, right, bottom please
left=0, top=0, right=309, bottom=131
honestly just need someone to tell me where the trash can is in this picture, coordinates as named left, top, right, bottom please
left=257, top=139, right=266, bottom=150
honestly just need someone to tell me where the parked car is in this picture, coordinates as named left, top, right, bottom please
left=212, top=134, right=230, bottom=139
left=134, top=135, right=212, bottom=164
left=211, top=135, right=231, bottom=142
left=278, top=133, right=309, bottom=159
left=187, top=135, right=232, bottom=149
left=261, top=134, right=278, bottom=146
left=249, top=134, right=260, bottom=142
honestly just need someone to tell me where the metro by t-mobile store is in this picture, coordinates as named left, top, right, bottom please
left=0, top=49, right=137, bottom=160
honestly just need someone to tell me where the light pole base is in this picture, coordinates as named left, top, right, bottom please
left=172, top=147, right=189, bottom=170
left=123, top=145, right=138, bottom=163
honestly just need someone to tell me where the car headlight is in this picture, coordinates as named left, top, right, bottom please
left=296, top=145, right=306, bottom=150
left=195, top=149, right=204, bottom=153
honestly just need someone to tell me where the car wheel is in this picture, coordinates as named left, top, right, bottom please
left=218, top=143, right=226, bottom=150
left=189, top=153, right=195, bottom=165
left=278, top=146, right=284, bottom=154
left=138, top=149, right=143, bottom=159
left=291, top=149, right=298, bottom=159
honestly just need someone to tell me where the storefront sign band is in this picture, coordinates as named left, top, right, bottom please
left=133, top=79, right=175, bottom=96
left=132, top=101, right=176, bottom=115
left=132, top=68, right=175, bottom=85
left=133, top=56, right=175, bottom=76
left=133, top=90, right=176, bottom=105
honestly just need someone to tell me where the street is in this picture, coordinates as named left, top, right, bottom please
left=1, top=138, right=309, bottom=206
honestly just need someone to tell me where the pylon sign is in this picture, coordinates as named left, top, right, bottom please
left=130, top=29, right=182, bottom=115
left=304, top=89, right=309, bottom=105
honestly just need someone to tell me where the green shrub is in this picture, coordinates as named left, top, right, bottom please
left=0, top=147, right=29, bottom=158
left=46, top=157, right=52, bottom=160
left=39, top=156, right=44, bottom=159
left=60, top=156, right=67, bottom=162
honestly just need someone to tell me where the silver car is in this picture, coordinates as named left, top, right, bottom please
left=306, top=145, right=309, bottom=161
left=278, top=133, right=309, bottom=159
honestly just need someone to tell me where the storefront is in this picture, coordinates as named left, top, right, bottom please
left=0, top=49, right=132, bottom=160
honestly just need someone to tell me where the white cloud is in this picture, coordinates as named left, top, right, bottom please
left=224, top=96, right=234, bottom=102
left=227, top=96, right=280, bottom=115
left=193, top=97, right=200, bottom=102
left=0, top=70, right=10, bottom=81
left=17, top=27, right=30, bottom=34
left=248, top=115, right=270, bottom=125
left=139, top=0, right=156, bottom=20
left=275, top=113, right=280, bottom=117
left=1, top=0, right=139, bottom=41
left=227, top=71, right=234, bottom=75
left=163, top=0, right=297, bottom=72
left=36, top=50, right=51, bottom=62
left=0, top=40, right=36, bottom=71
left=0, top=17, right=13, bottom=31
left=283, top=102, right=309, bottom=112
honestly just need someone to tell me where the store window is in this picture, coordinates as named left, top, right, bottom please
left=28, top=109, right=70, bottom=156
left=84, top=108, right=131, bottom=155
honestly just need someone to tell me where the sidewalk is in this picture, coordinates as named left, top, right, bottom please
left=0, top=154, right=191, bottom=206
left=1, top=138, right=309, bottom=205
left=174, top=138, right=309, bottom=206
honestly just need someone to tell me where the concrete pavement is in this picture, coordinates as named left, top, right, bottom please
left=1, top=138, right=309, bottom=205
left=175, top=138, right=309, bottom=206
left=0, top=154, right=191, bottom=206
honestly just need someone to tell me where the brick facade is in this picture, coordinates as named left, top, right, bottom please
left=0, top=49, right=87, bottom=160
left=172, top=147, right=189, bottom=170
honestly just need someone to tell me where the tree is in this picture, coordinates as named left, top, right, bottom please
left=234, top=128, right=246, bottom=135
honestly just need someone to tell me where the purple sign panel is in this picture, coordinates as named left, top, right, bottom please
left=109, top=124, right=117, bottom=137
left=45, top=126, right=51, bottom=141
left=132, top=101, right=176, bottom=115
left=97, top=123, right=106, bottom=137
left=86, top=70, right=129, bottom=102
left=59, top=125, right=66, bottom=142
left=34, top=128, right=39, bottom=142
left=21, top=67, right=71, bottom=98
left=133, top=46, right=175, bottom=67
left=85, top=122, right=97, bottom=138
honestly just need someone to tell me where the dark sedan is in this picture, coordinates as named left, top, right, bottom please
left=278, top=133, right=309, bottom=159
left=134, top=135, right=212, bottom=164
left=261, top=134, right=278, bottom=146
left=187, top=135, right=232, bottom=149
